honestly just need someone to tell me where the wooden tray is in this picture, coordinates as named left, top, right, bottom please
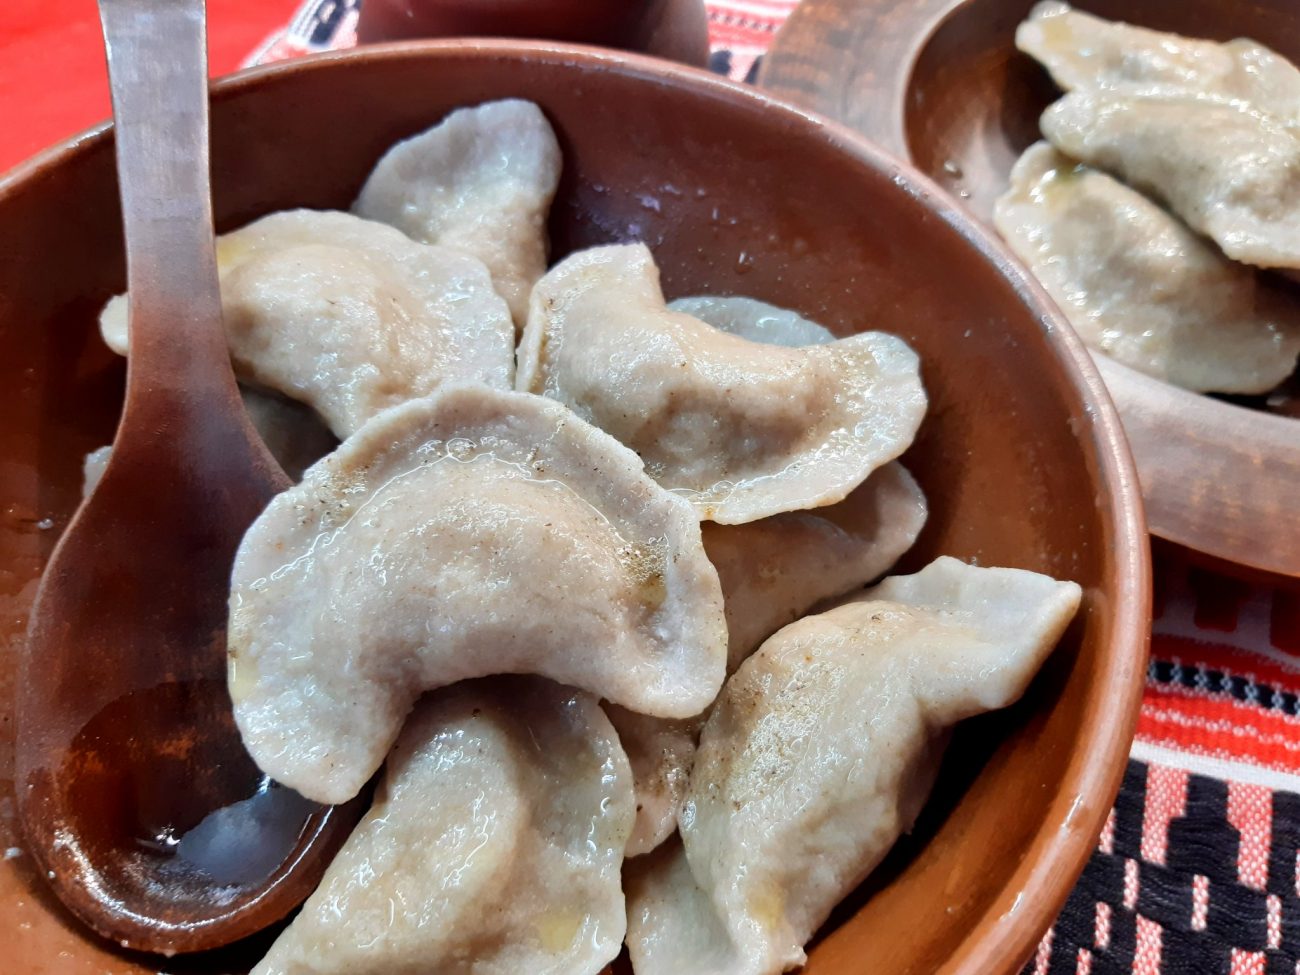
left=759, top=0, right=1300, bottom=580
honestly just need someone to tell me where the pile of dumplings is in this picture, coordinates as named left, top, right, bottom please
left=95, top=99, right=1082, bottom=975
left=996, top=1, right=1300, bottom=397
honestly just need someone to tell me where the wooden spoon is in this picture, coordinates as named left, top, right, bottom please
left=14, top=0, right=360, bottom=954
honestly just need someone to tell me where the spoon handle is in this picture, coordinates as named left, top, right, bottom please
left=99, top=0, right=235, bottom=419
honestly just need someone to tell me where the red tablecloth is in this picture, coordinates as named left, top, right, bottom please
left=4, top=3, right=1300, bottom=973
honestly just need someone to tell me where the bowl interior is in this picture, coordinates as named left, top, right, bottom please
left=0, top=44, right=1146, bottom=975
left=905, top=0, right=1300, bottom=220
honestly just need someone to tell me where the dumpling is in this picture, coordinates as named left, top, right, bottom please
left=704, top=461, right=928, bottom=672
left=253, top=677, right=634, bottom=975
left=100, top=209, right=515, bottom=438
left=1017, top=1, right=1300, bottom=118
left=1040, top=90, right=1300, bottom=270
left=229, top=385, right=727, bottom=804
left=626, top=557, right=1081, bottom=975
left=608, top=463, right=926, bottom=858
left=353, top=99, right=562, bottom=325
left=608, top=462, right=926, bottom=857
left=517, top=244, right=926, bottom=524
left=994, top=142, right=1300, bottom=393
left=667, top=296, right=836, bottom=347
left=605, top=704, right=699, bottom=858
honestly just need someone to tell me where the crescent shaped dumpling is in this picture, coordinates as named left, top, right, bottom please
left=353, top=99, right=562, bottom=325
left=252, top=678, right=634, bottom=975
left=995, top=143, right=1300, bottom=394
left=704, top=461, right=928, bottom=672
left=626, top=557, right=1081, bottom=975
left=667, top=295, right=836, bottom=347
left=517, top=244, right=926, bottom=524
left=228, top=385, right=727, bottom=804
left=1017, top=1, right=1300, bottom=118
left=1040, top=90, right=1300, bottom=271
left=609, top=439, right=927, bottom=863
left=99, top=210, right=515, bottom=438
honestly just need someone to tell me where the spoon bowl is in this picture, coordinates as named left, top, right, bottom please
left=14, top=0, right=360, bottom=953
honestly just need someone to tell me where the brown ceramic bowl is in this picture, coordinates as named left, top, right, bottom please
left=0, top=42, right=1148, bottom=975
left=760, top=0, right=1300, bottom=581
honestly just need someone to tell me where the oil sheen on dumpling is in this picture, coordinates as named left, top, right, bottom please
left=995, top=143, right=1300, bottom=393
left=518, top=244, right=926, bottom=524
left=626, top=557, right=1082, bottom=975
left=253, top=678, right=634, bottom=975
left=100, top=209, right=515, bottom=438
left=1017, top=1, right=1300, bottom=118
left=229, top=385, right=726, bottom=804
left=353, top=99, right=562, bottom=325
left=1040, top=90, right=1300, bottom=270
left=667, top=296, right=836, bottom=347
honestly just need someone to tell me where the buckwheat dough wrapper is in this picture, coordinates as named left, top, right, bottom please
left=1041, top=90, right=1300, bottom=271
left=101, top=209, right=515, bottom=437
left=627, top=558, right=1081, bottom=975
left=518, top=243, right=926, bottom=524
left=354, top=99, right=561, bottom=325
left=253, top=678, right=634, bottom=975
left=229, top=385, right=726, bottom=804
left=995, top=142, right=1300, bottom=393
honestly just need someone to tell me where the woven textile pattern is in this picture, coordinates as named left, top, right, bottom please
left=252, top=3, right=1300, bottom=972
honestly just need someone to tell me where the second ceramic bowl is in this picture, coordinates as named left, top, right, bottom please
left=761, top=0, right=1300, bottom=581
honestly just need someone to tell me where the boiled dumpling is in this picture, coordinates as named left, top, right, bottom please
left=1040, top=90, right=1300, bottom=270
left=229, top=385, right=726, bottom=804
left=353, top=99, right=561, bottom=325
left=605, top=705, right=699, bottom=858
left=995, top=143, right=1300, bottom=393
left=100, top=209, right=515, bottom=438
left=704, top=461, right=928, bottom=672
left=665, top=302, right=928, bottom=667
left=253, top=677, right=634, bottom=975
left=657, top=297, right=928, bottom=666
left=626, top=557, right=1081, bottom=975
left=667, top=295, right=835, bottom=347
left=517, top=243, right=926, bottom=524
left=1017, top=1, right=1300, bottom=118
left=610, top=459, right=927, bottom=859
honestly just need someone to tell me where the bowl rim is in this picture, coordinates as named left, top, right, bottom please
left=0, top=38, right=1151, bottom=975
left=759, top=0, right=1300, bottom=581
